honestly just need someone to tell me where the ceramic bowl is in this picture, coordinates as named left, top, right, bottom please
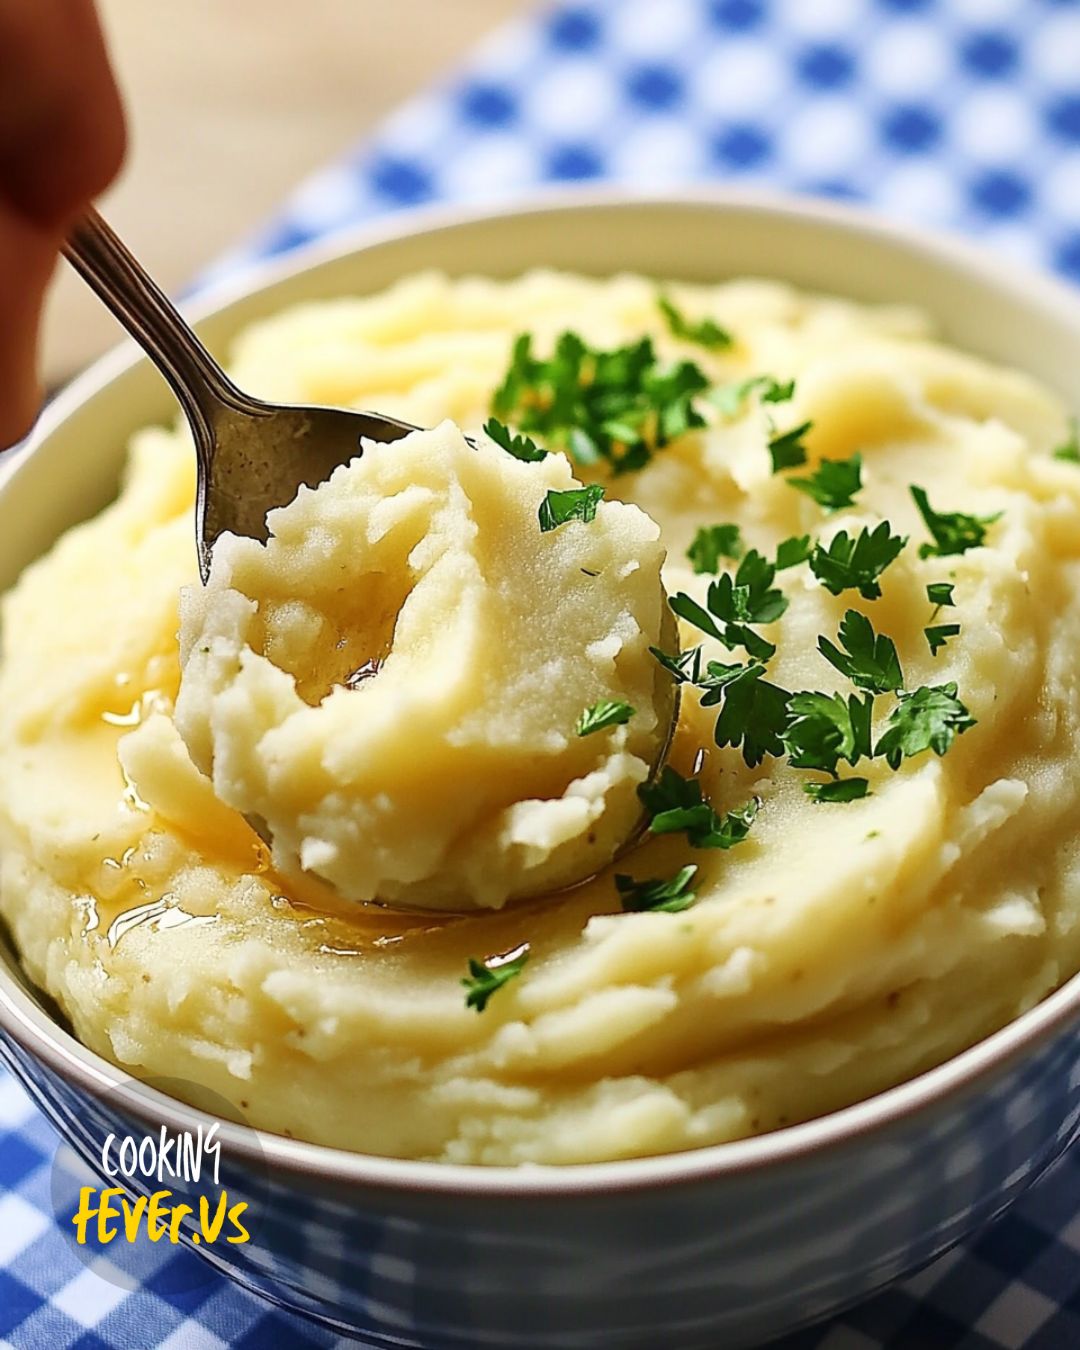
left=3, top=191, right=1080, bottom=1350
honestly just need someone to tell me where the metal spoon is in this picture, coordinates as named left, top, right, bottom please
left=63, top=208, right=417, bottom=584
left=62, top=208, right=681, bottom=895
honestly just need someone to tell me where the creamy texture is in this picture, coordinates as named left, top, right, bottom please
left=2, top=270, right=1080, bottom=1165
left=175, top=420, right=668, bottom=910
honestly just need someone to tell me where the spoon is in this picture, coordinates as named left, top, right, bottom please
left=62, top=208, right=681, bottom=895
left=63, top=208, right=417, bottom=584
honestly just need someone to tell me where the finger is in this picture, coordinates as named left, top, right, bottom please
left=0, top=204, right=59, bottom=448
left=0, top=0, right=127, bottom=227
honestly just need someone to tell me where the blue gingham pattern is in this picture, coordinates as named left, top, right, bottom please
left=6, top=0, right=1080, bottom=1345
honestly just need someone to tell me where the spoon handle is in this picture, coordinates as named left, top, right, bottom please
left=62, top=209, right=254, bottom=449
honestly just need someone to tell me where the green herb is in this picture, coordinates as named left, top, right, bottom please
left=711, top=375, right=795, bottom=418
left=708, top=663, right=791, bottom=767
left=767, top=420, right=813, bottom=473
left=809, top=522, right=907, bottom=600
left=818, top=609, right=904, bottom=694
left=875, top=682, right=975, bottom=769
left=804, top=777, right=870, bottom=803
left=910, top=485, right=1001, bottom=559
left=1052, top=416, right=1080, bottom=463
left=483, top=417, right=547, bottom=462
left=538, top=484, right=605, bottom=532
left=925, top=623, right=961, bottom=656
left=781, top=691, right=873, bottom=775
left=775, top=534, right=812, bottom=570
left=577, top=700, right=634, bottom=736
left=658, top=295, right=733, bottom=350
left=494, top=331, right=710, bottom=475
left=926, top=582, right=955, bottom=609
left=616, top=864, right=699, bottom=913
left=789, top=453, right=863, bottom=512
left=650, top=645, right=706, bottom=684
left=638, top=768, right=760, bottom=849
left=669, top=549, right=787, bottom=661
left=687, top=523, right=743, bottom=573
left=462, top=948, right=530, bottom=1012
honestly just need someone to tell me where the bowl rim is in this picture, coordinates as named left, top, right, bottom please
left=3, top=183, right=1080, bottom=1199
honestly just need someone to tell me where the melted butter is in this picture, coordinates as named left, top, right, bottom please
left=100, top=688, right=170, bottom=730
left=105, top=894, right=218, bottom=949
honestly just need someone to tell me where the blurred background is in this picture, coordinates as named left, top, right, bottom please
left=43, top=0, right=525, bottom=383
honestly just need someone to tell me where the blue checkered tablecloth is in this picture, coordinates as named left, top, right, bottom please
left=5, top=0, right=1080, bottom=1346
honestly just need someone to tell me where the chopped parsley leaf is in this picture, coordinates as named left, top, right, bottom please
left=658, top=295, right=733, bottom=350
left=818, top=609, right=904, bottom=694
left=926, top=582, right=955, bottom=609
left=809, top=522, right=907, bottom=600
left=711, top=374, right=795, bottom=418
left=874, top=682, right=975, bottom=769
left=709, top=663, right=791, bottom=767
left=782, top=690, right=873, bottom=775
left=775, top=534, right=812, bottom=570
left=538, top=484, right=605, bottom=532
left=616, top=864, right=699, bottom=914
left=638, top=767, right=760, bottom=849
left=577, top=700, right=634, bottom=736
left=804, top=777, right=870, bottom=803
left=483, top=417, right=547, bottom=462
left=687, top=523, right=743, bottom=573
left=767, top=420, right=813, bottom=473
left=925, top=623, right=961, bottom=656
left=1052, top=416, right=1080, bottom=463
left=650, top=645, right=706, bottom=684
left=789, top=453, right=863, bottom=512
left=910, top=485, right=1001, bottom=559
left=462, top=948, right=529, bottom=1012
left=494, top=331, right=710, bottom=474
left=669, top=549, right=787, bottom=660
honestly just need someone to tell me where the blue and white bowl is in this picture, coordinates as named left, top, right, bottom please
left=3, top=192, right=1080, bottom=1350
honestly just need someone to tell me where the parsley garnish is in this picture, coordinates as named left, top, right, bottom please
left=687, top=523, right=743, bottom=573
left=789, top=453, right=863, bottom=512
left=809, top=522, right=907, bottom=600
left=818, top=609, right=903, bottom=694
left=708, top=662, right=790, bottom=767
left=875, top=683, right=975, bottom=769
left=775, top=534, right=812, bottom=570
left=669, top=549, right=787, bottom=660
left=493, top=331, right=710, bottom=474
left=768, top=420, right=813, bottom=472
left=483, top=417, right=547, bottom=462
left=638, top=767, right=760, bottom=849
left=462, top=947, right=529, bottom=1012
left=1052, top=416, right=1080, bottom=463
left=658, top=295, right=733, bottom=350
left=650, top=645, right=706, bottom=684
left=910, top=485, right=1001, bottom=558
left=926, top=582, right=955, bottom=609
left=925, top=624, right=960, bottom=655
left=538, top=484, right=605, bottom=532
left=577, top=700, right=634, bottom=736
left=782, top=691, right=873, bottom=775
left=711, top=375, right=794, bottom=418
left=616, top=865, right=699, bottom=913
left=804, top=777, right=870, bottom=803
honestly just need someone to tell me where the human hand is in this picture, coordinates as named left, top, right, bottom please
left=0, top=0, right=126, bottom=448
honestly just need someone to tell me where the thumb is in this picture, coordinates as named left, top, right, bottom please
left=0, top=205, right=60, bottom=449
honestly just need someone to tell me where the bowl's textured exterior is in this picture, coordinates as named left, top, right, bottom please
left=4, top=192, right=1080, bottom=1349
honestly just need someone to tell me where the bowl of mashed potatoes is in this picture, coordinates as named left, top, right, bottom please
left=3, top=191, right=1080, bottom=1348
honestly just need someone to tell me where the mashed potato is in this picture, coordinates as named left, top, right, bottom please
left=175, top=420, right=669, bottom=910
left=3, top=270, right=1080, bottom=1165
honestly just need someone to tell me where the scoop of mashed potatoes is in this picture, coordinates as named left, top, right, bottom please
left=174, top=420, right=669, bottom=910
left=2, top=270, right=1080, bottom=1166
